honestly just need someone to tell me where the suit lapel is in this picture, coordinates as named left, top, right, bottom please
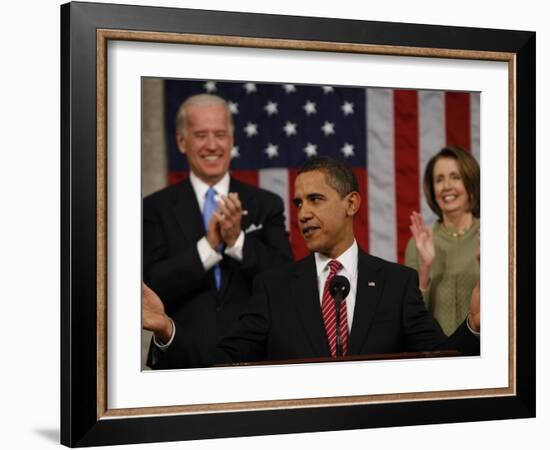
left=228, top=177, right=252, bottom=230
left=293, top=255, right=330, bottom=357
left=172, top=179, right=205, bottom=242
left=348, top=251, right=385, bottom=355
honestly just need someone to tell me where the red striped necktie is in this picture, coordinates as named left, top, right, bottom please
left=321, top=260, right=348, bottom=357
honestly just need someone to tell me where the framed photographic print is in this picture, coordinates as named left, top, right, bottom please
left=61, top=1, right=535, bottom=446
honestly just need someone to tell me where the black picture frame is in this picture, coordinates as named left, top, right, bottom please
left=61, top=1, right=535, bottom=447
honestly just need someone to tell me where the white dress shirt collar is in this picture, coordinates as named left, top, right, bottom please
left=189, top=171, right=230, bottom=212
left=314, top=240, right=358, bottom=278
left=314, top=240, right=359, bottom=332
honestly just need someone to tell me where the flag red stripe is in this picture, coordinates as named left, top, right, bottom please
left=231, top=170, right=259, bottom=187
left=445, top=92, right=471, bottom=151
left=394, top=90, right=420, bottom=264
left=168, top=170, right=187, bottom=185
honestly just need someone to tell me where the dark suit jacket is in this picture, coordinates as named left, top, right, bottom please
left=166, top=248, right=479, bottom=367
left=143, top=177, right=293, bottom=369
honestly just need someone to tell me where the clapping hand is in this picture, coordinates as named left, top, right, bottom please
left=206, top=211, right=223, bottom=249
left=468, top=281, right=480, bottom=332
left=217, top=192, right=243, bottom=247
left=142, top=283, right=173, bottom=343
left=409, top=211, right=435, bottom=268
left=469, top=233, right=480, bottom=332
left=205, top=192, right=244, bottom=250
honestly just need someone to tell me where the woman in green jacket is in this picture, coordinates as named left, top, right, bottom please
left=405, top=146, right=480, bottom=336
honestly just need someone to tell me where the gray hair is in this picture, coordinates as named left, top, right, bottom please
left=175, top=93, right=234, bottom=136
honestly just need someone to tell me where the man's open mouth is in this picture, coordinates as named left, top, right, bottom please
left=301, top=226, right=320, bottom=238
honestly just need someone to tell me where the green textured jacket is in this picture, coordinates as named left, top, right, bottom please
left=405, top=218, right=480, bottom=336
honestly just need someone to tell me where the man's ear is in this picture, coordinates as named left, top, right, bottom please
left=176, top=133, right=187, bottom=155
left=346, top=191, right=361, bottom=217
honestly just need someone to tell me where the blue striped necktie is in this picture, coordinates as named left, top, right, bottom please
left=203, top=187, right=222, bottom=289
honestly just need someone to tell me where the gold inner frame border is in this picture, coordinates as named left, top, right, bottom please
left=95, top=28, right=517, bottom=420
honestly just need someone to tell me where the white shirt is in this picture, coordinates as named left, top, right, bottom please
left=189, top=171, right=245, bottom=269
left=314, top=240, right=359, bottom=333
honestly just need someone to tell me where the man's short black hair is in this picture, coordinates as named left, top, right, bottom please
left=297, top=156, right=359, bottom=198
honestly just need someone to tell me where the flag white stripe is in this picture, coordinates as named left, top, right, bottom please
left=419, top=90, right=445, bottom=228
left=259, top=168, right=290, bottom=232
left=471, top=92, right=481, bottom=164
left=367, top=88, right=397, bottom=262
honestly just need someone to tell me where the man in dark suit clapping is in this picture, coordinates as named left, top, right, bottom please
left=143, top=94, right=293, bottom=369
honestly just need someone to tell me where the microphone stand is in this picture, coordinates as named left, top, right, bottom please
left=329, top=275, right=350, bottom=358
left=334, top=291, right=343, bottom=357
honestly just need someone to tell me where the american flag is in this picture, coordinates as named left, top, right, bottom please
left=162, top=79, right=480, bottom=263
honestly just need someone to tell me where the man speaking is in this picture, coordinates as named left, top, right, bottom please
left=144, top=157, right=480, bottom=366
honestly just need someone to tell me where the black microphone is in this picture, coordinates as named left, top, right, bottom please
left=329, top=276, right=350, bottom=357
